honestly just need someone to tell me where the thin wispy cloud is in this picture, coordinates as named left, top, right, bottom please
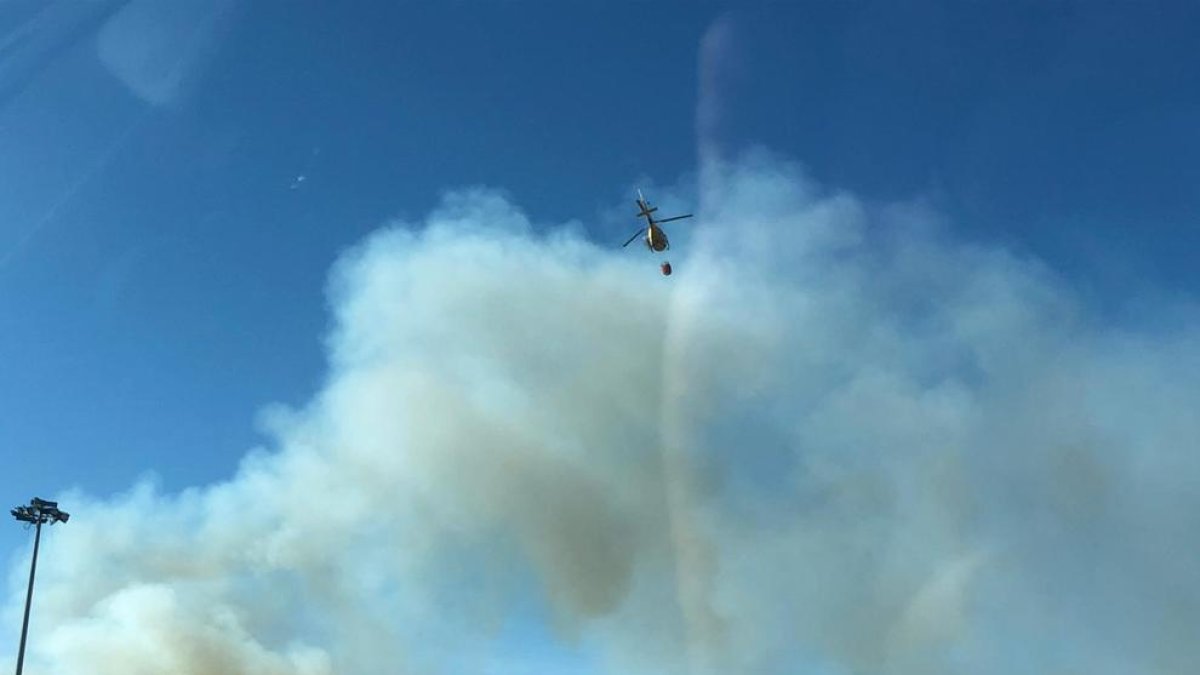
left=0, top=109, right=150, bottom=271
left=0, top=1, right=126, bottom=106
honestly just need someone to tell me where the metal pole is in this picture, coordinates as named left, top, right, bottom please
left=14, top=520, right=41, bottom=675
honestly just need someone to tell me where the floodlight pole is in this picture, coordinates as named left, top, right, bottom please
left=10, top=498, right=67, bottom=675
left=13, top=519, right=41, bottom=675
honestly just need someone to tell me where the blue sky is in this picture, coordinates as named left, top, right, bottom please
left=2, top=2, right=1200, bottom=673
left=3, top=1, right=1198, bottom=499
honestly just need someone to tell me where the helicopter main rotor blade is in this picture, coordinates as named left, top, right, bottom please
left=654, top=214, right=693, bottom=224
left=621, top=228, right=644, bottom=247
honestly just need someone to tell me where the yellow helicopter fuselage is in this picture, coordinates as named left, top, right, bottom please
left=646, top=224, right=668, bottom=251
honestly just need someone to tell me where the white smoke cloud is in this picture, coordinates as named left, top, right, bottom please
left=4, top=153, right=1200, bottom=674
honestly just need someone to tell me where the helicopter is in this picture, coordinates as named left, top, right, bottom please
left=621, top=189, right=692, bottom=275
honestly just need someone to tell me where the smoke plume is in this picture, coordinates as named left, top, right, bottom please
left=5, top=154, right=1200, bottom=674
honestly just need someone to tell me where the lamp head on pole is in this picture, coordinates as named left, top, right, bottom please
left=11, top=498, right=69, bottom=526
